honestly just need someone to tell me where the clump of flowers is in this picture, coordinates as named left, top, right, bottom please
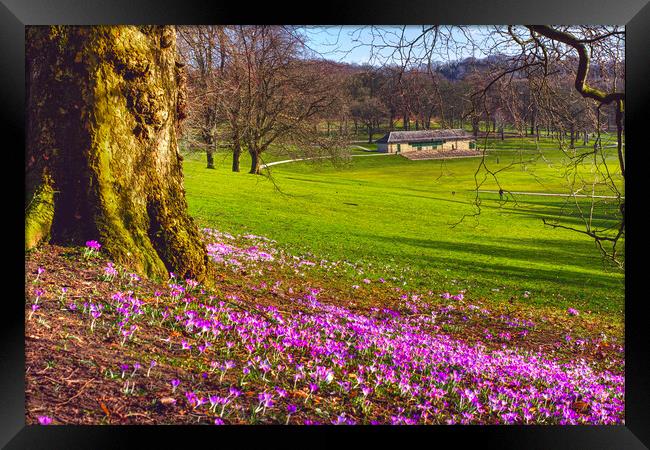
left=89, top=303, right=104, bottom=332
left=255, top=391, right=275, bottom=415
left=37, top=416, right=53, bottom=425
left=103, top=262, right=118, bottom=281
left=567, top=308, right=579, bottom=316
left=84, top=240, right=101, bottom=258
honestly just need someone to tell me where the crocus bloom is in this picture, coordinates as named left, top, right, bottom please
left=85, top=240, right=101, bottom=251
left=258, top=392, right=274, bottom=409
left=37, top=416, right=53, bottom=425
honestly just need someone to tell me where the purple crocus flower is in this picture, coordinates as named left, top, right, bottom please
left=258, top=392, right=274, bottom=408
left=37, top=416, right=53, bottom=425
left=85, top=240, right=101, bottom=251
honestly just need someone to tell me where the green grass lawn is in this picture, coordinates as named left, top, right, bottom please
left=183, top=143, right=624, bottom=320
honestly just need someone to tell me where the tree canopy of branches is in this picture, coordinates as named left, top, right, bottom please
left=179, top=26, right=346, bottom=175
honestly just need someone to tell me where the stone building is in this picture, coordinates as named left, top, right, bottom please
left=375, top=129, right=476, bottom=154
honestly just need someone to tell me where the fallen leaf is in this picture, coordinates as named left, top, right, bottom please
left=99, top=401, right=110, bottom=417
left=293, top=390, right=308, bottom=398
left=159, top=397, right=177, bottom=406
left=571, top=401, right=590, bottom=413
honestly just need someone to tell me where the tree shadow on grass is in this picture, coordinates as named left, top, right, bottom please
left=362, top=233, right=623, bottom=292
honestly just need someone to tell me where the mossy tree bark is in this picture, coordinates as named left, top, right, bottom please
left=25, top=25, right=209, bottom=281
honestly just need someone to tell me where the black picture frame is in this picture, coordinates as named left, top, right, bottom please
left=3, top=0, right=649, bottom=448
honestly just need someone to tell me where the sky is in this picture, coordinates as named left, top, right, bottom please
left=299, top=26, right=497, bottom=66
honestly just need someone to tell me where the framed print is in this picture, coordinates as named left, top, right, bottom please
left=4, top=0, right=649, bottom=447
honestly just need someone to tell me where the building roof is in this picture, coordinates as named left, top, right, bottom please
left=375, top=129, right=474, bottom=144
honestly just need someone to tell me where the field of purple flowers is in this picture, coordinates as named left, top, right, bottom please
left=25, top=229, right=624, bottom=425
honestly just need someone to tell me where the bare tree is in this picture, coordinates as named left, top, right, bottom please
left=177, top=26, right=226, bottom=169
left=230, top=26, right=342, bottom=174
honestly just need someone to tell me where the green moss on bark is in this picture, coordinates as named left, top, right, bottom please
left=25, top=175, right=55, bottom=250
left=26, top=26, right=209, bottom=282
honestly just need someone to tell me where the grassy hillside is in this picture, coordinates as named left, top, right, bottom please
left=182, top=143, right=624, bottom=319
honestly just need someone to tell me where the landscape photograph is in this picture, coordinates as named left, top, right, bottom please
left=24, top=25, right=625, bottom=426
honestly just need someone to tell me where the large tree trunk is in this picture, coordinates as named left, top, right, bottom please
left=206, top=149, right=215, bottom=169
left=206, top=135, right=215, bottom=169
left=249, top=149, right=260, bottom=174
left=232, top=140, right=241, bottom=172
left=25, top=25, right=209, bottom=281
left=530, top=109, right=536, bottom=136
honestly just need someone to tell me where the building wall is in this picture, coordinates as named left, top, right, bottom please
left=384, top=139, right=473, bottom=153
